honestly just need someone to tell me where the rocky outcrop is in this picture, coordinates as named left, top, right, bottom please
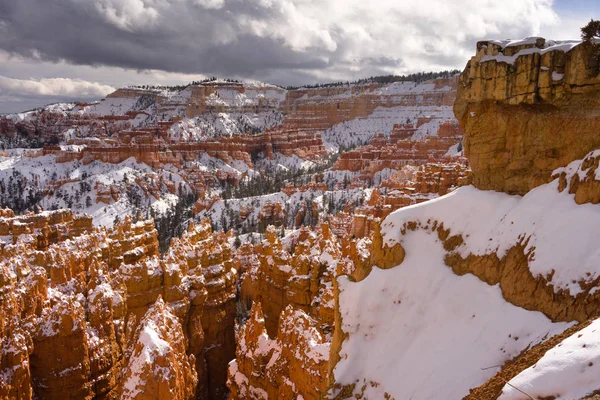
left=118, top=298, right=198, bottom=400
left=455, top=38, right=600, bottom=195
left=42, top=130, right=327, bottom=169
left=325, top=38, right=600, bottom=399
left=176, top=220, right=237, bottom=400
left=227, top=303, right=330, bottom=399
left=554, top=149, right=600, bottom=205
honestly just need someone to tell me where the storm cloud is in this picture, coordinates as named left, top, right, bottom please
left=0, top=0, right=590, bottom=112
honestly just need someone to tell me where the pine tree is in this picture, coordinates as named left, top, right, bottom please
left=582, top=19, right=600, bottom=41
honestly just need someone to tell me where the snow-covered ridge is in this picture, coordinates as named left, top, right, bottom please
left=478, top=37, right=597, bottom=65
left=381, top=173, right=600, bottom=296
left=5, top=102, right=76, bottom=122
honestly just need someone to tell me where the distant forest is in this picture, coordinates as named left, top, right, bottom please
left=132, top=77, right=242, bottom=92
left=284, top=69, right=461, bottom=90
left=131, top=70, right=460, bottom=92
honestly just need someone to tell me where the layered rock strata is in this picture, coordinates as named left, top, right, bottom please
left=455, top=38, right=600, bottom=195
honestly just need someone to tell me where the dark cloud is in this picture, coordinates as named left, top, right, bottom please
left=0, top=0, right=559, bottom=82
left=0, top=0, right=335, bottom=77
left=3, top=0, right=585, bottom=112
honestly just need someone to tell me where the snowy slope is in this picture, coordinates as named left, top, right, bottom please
left=206, top=84, right=286, bottom=108
left=77, top=97, right=140, bottom=116
left=0, top=152, right=185, bottom=227
left=381, top=180, right=600, bottom=295
left=5, top=102, right=76, bottom=122
left=322, top=105, right=455, bottom=150
left=168, top=110, right=284, bottom=139
left=198, top=187, right=368, bottom=232
left=254, top=153, right=316, bottom=172
left=331, top=149, right=600, bottom=399
left=499, top=317, right=600, bottom=400
left=333, top=229, right=572, bottom=399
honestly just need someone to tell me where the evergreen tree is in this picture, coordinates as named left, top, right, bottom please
left=582, top=19, right=600, bottom=41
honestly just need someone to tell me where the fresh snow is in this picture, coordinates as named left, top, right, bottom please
left=0, top=152, right=185, bottom=227
left=254, top=153, right=316, bottom=172
left=480, top=39, right=585, bottom=65
left=499, top=317, right=600, bottom=400
left=381, top=180, right=600, bottom=295
left=322, top=104, right=455, bottom=150
left=333, top=229, right=572, bottom=399
left=122, top=302, right=173, bottom=399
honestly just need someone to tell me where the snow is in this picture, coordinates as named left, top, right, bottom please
left=0, top=152, right=186, bottom=227
left=487, top=37, right=544, bottom=48
left=499, top=318, right=600, bottom=400
left=122, top=302, right=173, bottom=399
left=78, top=97, right=139, bottom=116
left=333, top=229, right=572, bottom=399
left=168, top=110, right=284, bottom=139
left=200, top=187, right=367, bottom=232
left=4, top=102, right=76, bottom=122
left=444, top=141, right=463, bottom=157
left=206, top=85, right=286, bottom=108
left=381, top=179, right=600, bottom=295
left=254, top=153, right=316, bottom=172
left=322, top=104, right=455, bottom=149
left=480, top=39, right=583, bottom=65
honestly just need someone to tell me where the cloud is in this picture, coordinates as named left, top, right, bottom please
left=85, top=0, right=160, bottom=32
left=0, top=76, right=114, bottom=100
left=2, top=0, right=592, bottom=113
left=0, top=0, right=561, bottom=81
left=194, top=0, right=225, bottom=10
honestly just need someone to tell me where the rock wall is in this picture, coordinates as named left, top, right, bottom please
left=455, top=38, right=600, bottom=195
left=281, top=78, right=457, bottom=134
left=42, top=130, right=327, bottom=169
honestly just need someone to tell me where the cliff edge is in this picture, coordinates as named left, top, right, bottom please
left=454, top=37, right=600, bottom=194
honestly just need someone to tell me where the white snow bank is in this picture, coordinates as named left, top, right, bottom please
left=499, top=318, right=600, bottom=400
left=333, top=230, right=571, bottom=399
left=381, top=180, right=600, bottom=295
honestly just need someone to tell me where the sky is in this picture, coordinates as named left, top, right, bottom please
left=0, top=0, right=598, bottom=113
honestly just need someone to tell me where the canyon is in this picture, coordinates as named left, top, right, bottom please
left=0, top=72, right=465, bottom=399
left=227, top=37, right=600, bottom=400
left=2, top=35, right=600, bottom=400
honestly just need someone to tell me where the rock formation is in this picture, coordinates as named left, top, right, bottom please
left=332, top=120, right=463, bottom=177
left=227, top=303, right=330, bottom=399
left=0, top=210, right=238, bottom=400
left=240, top=224, right=340, bottom=336
left=0, top=74, right=466, bottom=400
left=455, top=38, right=600, bottom=195
left=222, top=38, right=600, bottom=400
